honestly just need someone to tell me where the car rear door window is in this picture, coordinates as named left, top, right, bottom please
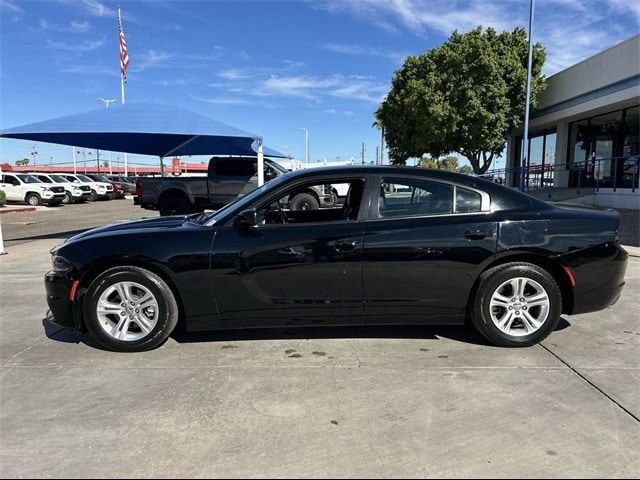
left=379, top=178, right=453, bottom=218
left=214, top=159, right=255, bottom=177
left=455, top=187, right=482, bottom=213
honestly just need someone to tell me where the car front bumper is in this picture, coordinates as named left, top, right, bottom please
left=44, top=271, right=81, bottom=329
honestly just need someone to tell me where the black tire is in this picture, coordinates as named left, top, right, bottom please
left=88, top=190, right=98, bottom=202
left=159, top=194, right=191, bottom=216
left=25, top=193, right=41, bottom=206
left=289, top=192, right=319, bottom=211
left=83, top=266, right=179, bottom=352
left=469, top=262, right=562, bottom=347
left=62, top=192, right=73, bottom=204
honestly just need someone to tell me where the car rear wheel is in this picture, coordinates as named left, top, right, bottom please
left=469, top=262, right=562, bottom=347
left=83, top=266, right=179, bottom=352
left=159, top=194, right=191, bottom=216
left=25, top=193, right=41, bottom=206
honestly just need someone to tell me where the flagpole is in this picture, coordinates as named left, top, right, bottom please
left=118, top=6, right=128, bottom=177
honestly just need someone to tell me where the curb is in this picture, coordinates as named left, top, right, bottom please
left=0, top=207, right=37, bottom=215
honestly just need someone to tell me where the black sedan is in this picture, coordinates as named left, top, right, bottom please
left=45, top=166, right=628, bottom=352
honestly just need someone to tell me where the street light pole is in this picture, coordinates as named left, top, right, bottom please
left=302, top=128, right=309, bottom=164
left=520, top=0, right=536, bottom=192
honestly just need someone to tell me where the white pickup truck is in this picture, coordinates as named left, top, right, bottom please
left=0, top=173, right=66, bottom=206
left=61, top=173, right=114, bottom=201
left=32, top=173, right=92, bottom=204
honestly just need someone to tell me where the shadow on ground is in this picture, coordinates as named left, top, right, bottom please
left=43, top=317, right=572, bottom=351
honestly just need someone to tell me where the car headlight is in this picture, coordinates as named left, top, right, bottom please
left=52, top=255, right=73, bottom=271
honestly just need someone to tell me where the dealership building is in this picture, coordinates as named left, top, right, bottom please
left=505, top=34, right=639, bottom=208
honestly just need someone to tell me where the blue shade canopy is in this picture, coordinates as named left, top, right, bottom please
left=0, top=102, right=285, bottom=158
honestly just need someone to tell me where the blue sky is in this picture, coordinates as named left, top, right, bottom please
left=1, top=0, right=638, bottom=169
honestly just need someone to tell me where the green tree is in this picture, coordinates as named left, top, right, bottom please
left=376, top=27, right=546, bottom=173
left=420, top=155, right=458, bottom=172
left=458, top=164, right=474, bottom=174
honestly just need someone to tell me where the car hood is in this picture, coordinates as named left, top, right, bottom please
left=61, top=215, right=191, bottom=246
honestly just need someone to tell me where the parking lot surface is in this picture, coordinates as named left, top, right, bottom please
left=1, top=198, right=157, bottom=247
left=0, top=201, right=638, bottom=478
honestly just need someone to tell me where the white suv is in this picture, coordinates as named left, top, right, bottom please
left=32, top=173, right=92, bottom=204
left=0, top=173, right=66, bottom=206
left=62, top=174, right=114, bottom=201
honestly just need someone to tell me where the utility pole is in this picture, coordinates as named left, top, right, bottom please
left=361, top=142, right=365, bottom=165
left=379, top=126, right=385, bottom=165
left=96, top=150, right=101, bottom=172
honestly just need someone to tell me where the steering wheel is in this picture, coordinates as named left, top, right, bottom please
left=276, top=203, right=288, bottom=224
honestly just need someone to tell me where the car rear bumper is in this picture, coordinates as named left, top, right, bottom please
left=559, top=242, right=628, bottom=315
left=44, top=271, right=80, bottom=329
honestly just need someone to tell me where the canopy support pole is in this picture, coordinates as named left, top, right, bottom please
left=159, top=156, right=165, bottom=177
left=257, top=140, right=264, bottom=187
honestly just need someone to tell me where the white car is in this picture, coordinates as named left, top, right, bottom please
left=32, top=173, right=92, bottom=204
left=0, top=173, right=66, bottom=206
left=62, top=174, right=114, bottom=201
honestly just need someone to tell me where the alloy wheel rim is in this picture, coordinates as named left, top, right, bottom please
left=96, top=281, right=159, bottom=342
left=489, top=277, right=550, bottom=337
left=28, top=196, right=39, bottom=205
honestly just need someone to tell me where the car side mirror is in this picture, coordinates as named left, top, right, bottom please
left=238, top=208, right=258, bottom=228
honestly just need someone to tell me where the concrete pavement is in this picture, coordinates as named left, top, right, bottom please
left=0, top=238, right=638, bottom=478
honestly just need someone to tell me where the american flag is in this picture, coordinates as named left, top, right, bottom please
left=118, top=10, right=130, bottom=82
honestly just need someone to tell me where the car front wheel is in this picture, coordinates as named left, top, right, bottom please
left=83, top=266, right=179, bottom=352
left=469, top=262, right=562, bottom=347
left=25, top=193, right=41, bottom=206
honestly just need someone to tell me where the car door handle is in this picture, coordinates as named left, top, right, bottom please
left=334, top=240, right=358, bottom=252
left=465, top=230, right=487, bottom=240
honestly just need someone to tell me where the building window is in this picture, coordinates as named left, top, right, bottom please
left=514, top=128, right=557, bottom=188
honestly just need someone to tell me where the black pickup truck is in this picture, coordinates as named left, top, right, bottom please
left=135, top=156, right=335, bottom=216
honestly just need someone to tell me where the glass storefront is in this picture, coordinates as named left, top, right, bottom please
left=567, top=106, right=639, bottom=189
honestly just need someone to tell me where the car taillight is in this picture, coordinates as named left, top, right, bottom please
left=135, top=179, right=143, bottom=196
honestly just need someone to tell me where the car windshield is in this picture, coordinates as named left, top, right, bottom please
left=93, top=175, right=111, bottom=182
left=50, top=175, right=68, bottom=183
left=76, top=174, right=93, bottom=182
left=16, top=174, right=41, bottom=183
left=268, top=160, right=288, bottom=174
left=205, top=173, right=291, bottom=225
